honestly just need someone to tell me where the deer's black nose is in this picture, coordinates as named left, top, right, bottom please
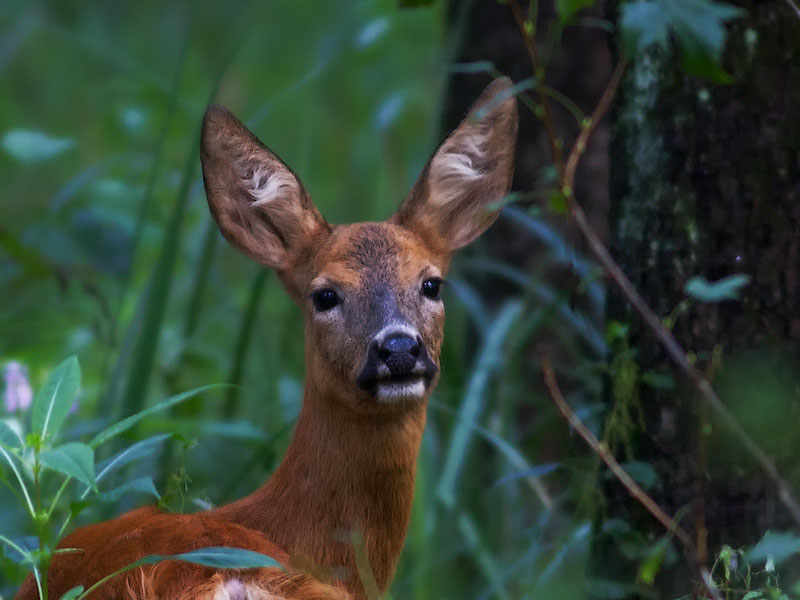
left=377, top=334, right=420, bottom=375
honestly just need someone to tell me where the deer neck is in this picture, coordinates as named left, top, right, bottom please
left=211, top=367, right=428, bottom=597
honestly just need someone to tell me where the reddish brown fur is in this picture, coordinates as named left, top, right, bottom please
left=16, top=78, right=516, bottom=600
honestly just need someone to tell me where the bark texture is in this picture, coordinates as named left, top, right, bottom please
left=605, top=0, right=800, bottom=594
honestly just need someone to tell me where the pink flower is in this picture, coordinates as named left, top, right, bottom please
left=4, top=361, right=33, bottom=413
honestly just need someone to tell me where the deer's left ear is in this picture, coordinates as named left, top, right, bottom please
left=393, top=77, right=518, bottom=252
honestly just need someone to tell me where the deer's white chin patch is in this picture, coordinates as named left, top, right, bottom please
left=376, top=378, right=426, bottom=403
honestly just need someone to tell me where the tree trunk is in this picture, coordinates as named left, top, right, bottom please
left=605, top=0, right=800, bottom=594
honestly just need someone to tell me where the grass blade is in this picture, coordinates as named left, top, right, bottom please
left=117, top=37, right=239, bottom=418
left=224, top=269, right=269, bottom=417
left=91, top=384, right=228, bottom=448
left=437, top=302, right=521, bottom=507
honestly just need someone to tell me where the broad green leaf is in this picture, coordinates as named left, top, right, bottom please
left=619, top=0, right=744, bottom=82
left=128, top=547, right=284, bottom=570
left=89, top=385, right=228, bottom=448
left=97, top=476, right=159, bottom=503
left=556, top=0, right=596, bottom=23
left=0, top=419, right=24, bottom=449
left=2, top=129, right=74, bottom=162
left=169, top=547, right=284, bottom=569
left=619, top=2, right=670, bottom=54
left=32, top=356, right=81, bottom=443
left=665, top=0, right=744, bottom=82
left=59, top=586, right=84, bottom=600
left=684, top=273, right=750, bottom=302
left=39, top=442, right=96, bottom=488
left=748, top=531, right=800, bottom=566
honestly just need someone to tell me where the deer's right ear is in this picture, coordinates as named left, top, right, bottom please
left=393, top=78, right=517, bottom=254
left=201, top=105, right=329, bottom=272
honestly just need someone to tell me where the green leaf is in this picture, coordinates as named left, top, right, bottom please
left=89, top=384, right=228, bottom=448
left=619, top=0, right=744, bottom=82
left=620, top=1, right=670, bottom=54
left=135, top=546, right=284, bottom=570
left=2, top=129, right=74, bottom=162
left=548, top=190, right=568, bottom=215
left=640, top=371, right=676, bottom=390
left=748, top=531, right=800, bottom=566
left=39, top=442, right=96, bottom=488
left=94, top=434, right=171, bottom=485
left=684, top=273, right=751, bottom=302
left=637, top=538, right=669, bottom=584
left=556, top=0, right=596, bottom=23
left=59, top=586, right=84, bottom=600
left=437, top=302, right=522, bottom=507
left=97, top=476, right=159, bottom=503
left=618, top=460, right=659, bottom=490
left=32, top=356, right=81, bottom=443
left=0, top=419, right=24, bottom=449
left=171, top=547, right=284, bottom=569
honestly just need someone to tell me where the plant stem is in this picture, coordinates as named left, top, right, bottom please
left=508, top=0, right=564, bottom=180
left=541, top=355, right=722, bottom=600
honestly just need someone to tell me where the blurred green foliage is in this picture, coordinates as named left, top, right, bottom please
left=1, top=2, right=595, bottom=597
left=2, top=1, right=797, bottom=599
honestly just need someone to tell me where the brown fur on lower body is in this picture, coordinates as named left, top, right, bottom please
left=15, top=508, right=348, bottom=600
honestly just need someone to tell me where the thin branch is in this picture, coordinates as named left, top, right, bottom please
left=541, top=355, right=722, bottom=600
left=541, top=355, right=692, bottom=549
left=785, top=0, right=800, bottom=19
left=508, top=0, right=565, bottom=180
left=562, top=56, right=627, bottom=191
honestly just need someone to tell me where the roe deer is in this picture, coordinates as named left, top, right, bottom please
left=17, top=77, right=517, bottom=600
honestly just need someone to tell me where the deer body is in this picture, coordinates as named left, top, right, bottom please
left=16, top=78, right=517, bottom=600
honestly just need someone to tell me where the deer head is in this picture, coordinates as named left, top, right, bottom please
left=200, top=79, right=517, bottom=416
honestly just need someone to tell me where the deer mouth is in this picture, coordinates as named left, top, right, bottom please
left=356, top=343, right=438, bottom=402
left=369, top=369, right=437, bottom=403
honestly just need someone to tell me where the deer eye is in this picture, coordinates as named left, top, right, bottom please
left=311, top=289, right=340, bottom=312
left=421, top=278, right=443, bottom=300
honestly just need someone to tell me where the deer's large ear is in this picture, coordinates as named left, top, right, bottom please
left=201, top=105, right=329, bottom=273
left=393, top=78, right=517, bottom=252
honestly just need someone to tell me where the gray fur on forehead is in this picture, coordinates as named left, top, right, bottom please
left=343, top=224, right=401, bottom=270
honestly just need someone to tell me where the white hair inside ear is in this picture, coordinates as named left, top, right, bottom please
left=242, top=164, right=301, bottom=207
left=429, top=127, right=488, bottom=207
